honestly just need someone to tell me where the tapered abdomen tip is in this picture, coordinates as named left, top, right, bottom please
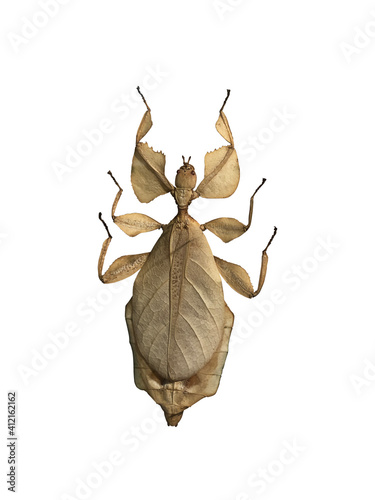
left=164, top=411, right=184, bottom=427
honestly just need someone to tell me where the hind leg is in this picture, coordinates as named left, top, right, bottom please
left=126, top=299, right=234, bottom=426
left=214, top=226, right=277, bottom=298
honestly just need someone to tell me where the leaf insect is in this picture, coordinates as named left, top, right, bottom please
left=98, top=88, right=277, bottom=426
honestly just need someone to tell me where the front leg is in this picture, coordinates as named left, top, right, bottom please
left=214, top=227, right=277, bottom=297
left=98, top=213, right=149, bottom=283
left=201, top=178, right=266, bottom=243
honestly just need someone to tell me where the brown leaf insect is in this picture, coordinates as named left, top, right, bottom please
left=98, top=88, right=277, bottom=426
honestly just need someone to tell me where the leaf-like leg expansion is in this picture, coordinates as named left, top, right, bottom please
left=201, top=178, right=266, bottom=242
left=98, top=213, right=148, bottom=284
left=131, top=87, right=174, bottom=203
left=214, top=227, right=277, bottom=297
left=196, top=89, right=240, bottom=199
left=126, top=299, right=234, bottom=426
left=107, top=170, right=163, bottom=237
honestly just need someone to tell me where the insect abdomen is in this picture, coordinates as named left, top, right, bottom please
left=132, top=217, right=225, bottom=382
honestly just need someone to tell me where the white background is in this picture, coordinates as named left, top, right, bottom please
left=1, top=0, right=375, bottom=499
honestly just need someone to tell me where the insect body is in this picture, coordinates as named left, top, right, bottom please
left=98, top=88, right=277, bottom=426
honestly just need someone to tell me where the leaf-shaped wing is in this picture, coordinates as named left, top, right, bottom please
left=132, top=220, right=225, bottom=382
left=131, top=109, right=174, bottom=203
left=196, top=105, right=240, bottom=199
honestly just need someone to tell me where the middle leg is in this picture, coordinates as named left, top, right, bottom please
left=108, top=170, right=163, bottom=237
left=201, top=178, right=266, bottom=243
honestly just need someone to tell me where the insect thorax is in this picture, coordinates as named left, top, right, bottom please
left=174, top=162, right=198, bottom=210
left=174, top=187, right=196, bottom=210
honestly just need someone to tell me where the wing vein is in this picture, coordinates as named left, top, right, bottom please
left=135, top=277, right=169, bottom=324
left=184, top=275, right=221, bottom=331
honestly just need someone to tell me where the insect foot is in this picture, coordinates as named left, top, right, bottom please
left=98, top=88, right=277, bottom=425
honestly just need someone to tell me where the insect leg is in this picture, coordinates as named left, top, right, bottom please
left=214, top=227, right=277, bottom=297
left=201, top=178, right=266, bottom=243
left=108, top=170, right=163, bottom=237
left=196, top=90, right=241, bottom=199
left=98, top=213, right=148, bottom=283
left=107, top=170, right=123, bottom=219
left=244, top=177, right=267, bottom=231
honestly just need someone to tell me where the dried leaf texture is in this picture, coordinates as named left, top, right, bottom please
left=114, top=213, right=161, bottom=237
left=199, top=146, right=239, bottom=198
left=214, top=256, right=254, bottom=298
left=136, top=109, right=152, bottom=143
left=132, top=216, right=225, bottom=382
left=196, top=110, right=240, bottom=199
left=126, top=299, right=234, bottom=426
left=97, top=90, right=277, bottom=425
left=98, top=236, right=149, bottom=284
left=215, top=110, right=234, bottom=143
left=131, top=110, right=173, bottom=203
left=204, top=217, right=246, bottom=242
